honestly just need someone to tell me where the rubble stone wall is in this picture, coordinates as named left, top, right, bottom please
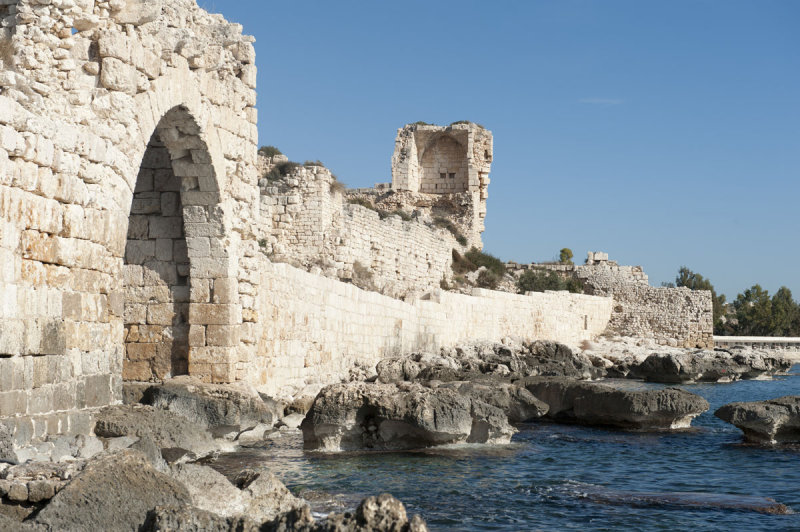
left=260, top=164, right=463, bottom=299
left=252, top=261, right=614, bottom=397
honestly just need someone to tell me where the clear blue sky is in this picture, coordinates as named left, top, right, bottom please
left=200, top=0, right=799, bottom=300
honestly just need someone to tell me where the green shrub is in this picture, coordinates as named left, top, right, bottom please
left=264, top=161, right=299, bottom=181
left=304, top=160, right=325, bottom=167
left=258, top=145, right=282, bottom=158
left=464, top=247, right=505, bottom=276
left=412, top=121, right=433, bottom=126
left=476, top=269, right=500, bottom=289
left=559, top=248, right=574, bottom=265
left=517, top=269, right=585, bottom=294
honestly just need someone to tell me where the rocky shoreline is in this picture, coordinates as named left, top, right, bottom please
left=1, top=340, right=797, bottom=530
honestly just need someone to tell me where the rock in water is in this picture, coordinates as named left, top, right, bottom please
left=627, top=350, right=793, bottom=383
left=715, top=395, right=800, bottom=444
left=521, top=377, right=709, bottom=430
left=34, top=450, right=191, bottom=532
left=301, top=382, right=515, bottom=451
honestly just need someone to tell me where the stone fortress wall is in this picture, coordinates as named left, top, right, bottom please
left=254, top=262, right=613, bottom=397
left=507, top=252, right=714, bottom=348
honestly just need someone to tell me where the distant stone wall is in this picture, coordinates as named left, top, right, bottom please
left=259, top=162, right=463, bottom=298
left=250, top=261, right=614, bottom=397
left=507, top=252, right=713, bottom=348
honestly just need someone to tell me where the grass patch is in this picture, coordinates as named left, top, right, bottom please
left=433, top=217, right=467, bottom=245
left=378, top=209, right=412, bottom=221
left=347, top=197, right=375, bottom=210
left=330, top=177, right=347, bottom=194
left=464, top=247, right=505, bottom=277
left=451, top=249, right=477, bottom=275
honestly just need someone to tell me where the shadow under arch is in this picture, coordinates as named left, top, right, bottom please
left=122, top=105, right=225, bottom=382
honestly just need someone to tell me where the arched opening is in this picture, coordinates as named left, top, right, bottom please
left=122, top=106, right=230, bottom=382
left=418, top=135, right=468, bottom=194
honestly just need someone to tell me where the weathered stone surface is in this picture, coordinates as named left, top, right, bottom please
left=715, top=396, right=800, bottom=444
left=141, top=377, right=282, bottom=430
left=0, top=423, right=13, bottom=464
left=627, top=350, right=794, bottom=383
left=92, top=404, right=218, bottom=456
left=144, top=493, right=427, bottom=532
left=34, top=450, right=192, bottom=532
left=301, top=382, right=515, bottom=451
left=436, top=381, right=548, bottom=423
left=143, top=504, right=263, bottom=532
left=320, top=493, right=428, bottom=532
left=169, top=463, right=245, bottom=517
left=112, top=0, right=164, bottom=25
left=521, top=377, right=709, bottom=430
left=237, top=469, right=308, bottom=523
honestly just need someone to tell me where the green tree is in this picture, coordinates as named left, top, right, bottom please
left=674, top=266, right=726, bottom=332
left=733, top=284, right=773, bottom=336
left=559, top=248, right=574, bottom=265
left=769, top=287, right=799, bottom=336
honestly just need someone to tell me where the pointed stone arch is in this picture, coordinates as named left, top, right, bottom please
left=122, top=105, right=241, bottom=384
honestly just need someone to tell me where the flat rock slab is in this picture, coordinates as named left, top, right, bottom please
left=715, top=395, right=800, bottom=444
left=301, top=382, right=515, bottom=451
left=140, top=377, right=283, bottom=430
left=521, top=377, right=709, bottom=430
left=93, top=404, right=218, bottom=457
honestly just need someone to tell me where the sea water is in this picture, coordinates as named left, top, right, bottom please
left=211, top=366, right=800, bottom=531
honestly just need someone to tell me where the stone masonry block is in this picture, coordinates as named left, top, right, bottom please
left=189, top=303, right=241, bottom=325
left=205, top=325, right=239, bottom=347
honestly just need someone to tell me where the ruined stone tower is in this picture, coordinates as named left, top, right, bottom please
left=389, top=122, right=493, bottom=244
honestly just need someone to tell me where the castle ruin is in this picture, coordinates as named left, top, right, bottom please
left=0, top=0, right=711, bottom=449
